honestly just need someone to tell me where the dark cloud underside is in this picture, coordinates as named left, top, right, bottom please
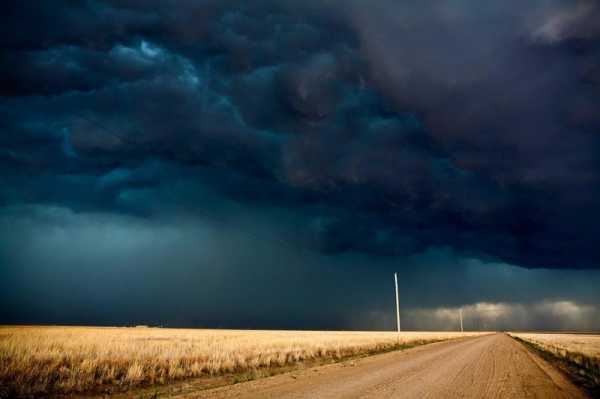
left=1, top=1, right=600, bottom=329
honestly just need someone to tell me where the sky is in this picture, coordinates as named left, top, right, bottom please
left=1, top=0, right=600, bottom=331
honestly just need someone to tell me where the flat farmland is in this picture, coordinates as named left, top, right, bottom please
left=509, top=332, right=600, bottom=358
left=508, top=332, right=600, bottom=389
left=0, top=326, right=487, bottom=397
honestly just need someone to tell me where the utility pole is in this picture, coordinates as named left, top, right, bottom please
left=459, top=308, right=464, bottom=332
left=394, top=272, right=401, bottom=341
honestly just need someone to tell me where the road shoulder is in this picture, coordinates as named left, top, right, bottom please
left=79, top=336, right=479, bottom=399
left=511, top=335, right=594, bottom=398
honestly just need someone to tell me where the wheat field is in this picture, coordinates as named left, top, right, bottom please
left=509, top=332, right=600, bottom=385
left=0, top=326, right=487, bottom=396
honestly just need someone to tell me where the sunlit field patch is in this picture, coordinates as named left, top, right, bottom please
left=0, top=326, right=487, bottom=397
left=509, top=332, right=600, bottom=389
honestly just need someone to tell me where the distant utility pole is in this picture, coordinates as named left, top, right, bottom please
left=394, top=273, right=401, bottom=339
left=459, top=308, right=464, bottom=332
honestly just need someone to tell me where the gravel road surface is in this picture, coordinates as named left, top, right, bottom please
left=184, top=333, right=587, bottom=399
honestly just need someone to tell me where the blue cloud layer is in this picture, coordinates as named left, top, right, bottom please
left=1, top=0, right=600, bottom=272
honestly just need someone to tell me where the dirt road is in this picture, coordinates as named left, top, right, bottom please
left=183, top=333, right=587, bottom=399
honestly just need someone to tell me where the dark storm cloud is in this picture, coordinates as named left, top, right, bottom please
left=1, top=0, right=600, bottom=293
left=2, top=204, right=599, bottom=330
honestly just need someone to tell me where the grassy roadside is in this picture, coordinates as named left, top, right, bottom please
left=511, top=336, right=600, bottom=398
left=1, top=338, right=452, bottom=399
left=2, top=327, right=489, bottom=398
left=72, top=340, right=441, bottom=399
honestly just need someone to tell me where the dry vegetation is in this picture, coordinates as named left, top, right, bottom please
left=0, top=326, right=487, bottom=397
left=509, top=332, right=600, bottom=388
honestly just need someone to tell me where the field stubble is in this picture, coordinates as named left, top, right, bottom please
left=0, top=326, right=486, bottom=397
left=509, top=332, right=600, bottom=392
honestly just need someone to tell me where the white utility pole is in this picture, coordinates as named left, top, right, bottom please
left=459, top=308, right=464, bottom=332
left=394, top=273, right=401, bottom=340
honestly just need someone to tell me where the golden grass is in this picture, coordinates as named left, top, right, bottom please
left=509, top=332, right=600, bottom=386
left=0, top=326, right=487, bottom=396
